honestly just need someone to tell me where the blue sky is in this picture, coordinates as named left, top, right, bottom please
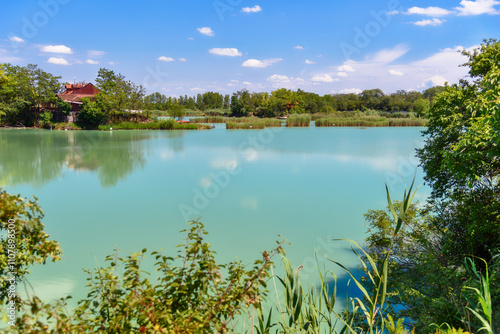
left=1, top=0, right=499, bottom=96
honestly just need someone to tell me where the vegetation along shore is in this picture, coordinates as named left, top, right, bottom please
left=0, top=64, right=437, bottom=130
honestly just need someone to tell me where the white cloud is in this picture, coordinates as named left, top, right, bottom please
left=209, top=48, right=242, bottom=57
left=86, top=59, right=99, bottom=65
left=337, top=72, right=348, bottom=77
left=109, top=61, right=116, bottom=65
left=337, top=64, right=355, bottom=72
left=389, top=69, right=405, bottom=76
left=294, top=45, right=304, bottom=50
left=267, top=74, right=292, bottom=83
left=187, top=37, right=194, bottom=40
left=412, top=18, right=445, bottom=26
left=267, top=74, right=305, bottom=89
left=178, top=58, right=187, bottom=62
left=455, top=0, right=500, bottom=15
left=9, top=36, right=24, bottom=43
left=312, top=44, right=471, bottom=94
left=41, top=45, right=73, bottom=54
left=241, top=5, right=262, bottom=13
left=0, top=56, right=22, bottom=62
left=88, top=50, right=105, bottom=57
left=406, top=6, right=452, bottom=16
left=197, top=27, right=215, bottom=36
left=242, top=58, right=282, bottom=68
left=305, top=59, right=316, bottom=64
left=369, top=44, right=409, bottom=64
left=243, top=81, right=252, bottom=85
left=339, top=88, right=362, bottom=94
left=47, top=57, right=69, bottom=65
left=424, top=75, right=448, bottom=86
left=387, top=10, right=399, bottom=15
left=158, top=56, right=175, bottom=62
left=311, top=74, right=335, bottom=82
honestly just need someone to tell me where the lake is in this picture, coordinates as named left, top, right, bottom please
left=0, top=126, right=429, bottom=306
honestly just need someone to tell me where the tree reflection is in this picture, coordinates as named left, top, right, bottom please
left=0, top=130, right=185, bottom=188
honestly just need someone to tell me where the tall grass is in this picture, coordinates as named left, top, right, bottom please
left=315, top=118, right=337, bottom=127
left=388, top=118, right=428, bottom=126
left=191, top=116, right=283, bottom=128
left=98, top=120, right=206, bottom=130
left=286, top=114, right=311, bottom=127
left=225, top=121, right=265, bottom=129
left=255, top=177, right=428, bottom=334
left=189, top=116, right=225, bottom=123
left=314, top=116, right=428, bottom=127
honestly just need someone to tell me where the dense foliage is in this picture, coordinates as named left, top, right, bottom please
left=0, top=189, right=62, bottom=301
left=358, top=39, right=500, bottom=333
left=0, top=64, right=62, bottom=126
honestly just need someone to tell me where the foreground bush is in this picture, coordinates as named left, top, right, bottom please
left=3, top=218, right=283, bottom=333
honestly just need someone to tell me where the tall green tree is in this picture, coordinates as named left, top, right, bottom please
left=95, top=68, right=145, bottom=112
left=0, top=64, right=61, bottom=126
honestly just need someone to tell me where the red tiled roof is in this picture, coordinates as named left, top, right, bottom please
left=58, top=83, right=100, bottom=104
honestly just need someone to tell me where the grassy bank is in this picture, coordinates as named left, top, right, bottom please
left=97, top=120, right=211, bottom=130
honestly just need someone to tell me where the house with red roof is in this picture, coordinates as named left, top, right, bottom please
left=57, top=83, right=100, bottom=122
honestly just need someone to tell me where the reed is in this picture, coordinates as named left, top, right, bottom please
left=262, top=118, right=284, bottom=127
left=189, top=116, right=225, bottom=123
left=388, top=118, right=428, bottom=126
left=98, top=120, right=206, bottom=130
left=225, top=121, right=265, bottom=129
left=286, top=114, right=311, bottom=127
left=314, top=117, right=337, bottom=127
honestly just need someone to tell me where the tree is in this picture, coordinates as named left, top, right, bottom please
left=405, top=38, right=500, bottom=330
left=416, top=39, right=500, bottom=262
left=168, top=103, right=184, bottom=120
left=0, top=188, right=62, bottom=302
left=230, top=93, right=247, bottom=117
left=422, top=86, right=446, bottom=105
left=412, top=98, right=430, bottom=117
left=0, top=63, right=62, bottom=126
left=95, top=68, right=145, bottom=112
left=77, top=97, right=107, bottom=128
left=360, top=88, right=385, bottom=110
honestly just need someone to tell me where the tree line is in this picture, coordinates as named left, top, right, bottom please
left=1, top=62, right=445, bottom=128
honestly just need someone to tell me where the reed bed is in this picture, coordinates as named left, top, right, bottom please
left=314, top=117, right=337, bottom=127
left=98, top=120, right=206, bottom=130
left=286, top=114, right=311, bottom=127
left=262, top=118, right=284, bottom=127
left=225, top=122, right=265, bottom=129
left=189, top=116, right=225, bottom=123
left=314, top=115, right=428, bottom=127
left=388, top=118, right=428, bottom=126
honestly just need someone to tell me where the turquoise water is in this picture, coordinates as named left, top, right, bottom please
left=0, top=126, right=428, bottom=305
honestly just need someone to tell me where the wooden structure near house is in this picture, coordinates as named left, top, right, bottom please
left=56, top=83, right=100, bottom=122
